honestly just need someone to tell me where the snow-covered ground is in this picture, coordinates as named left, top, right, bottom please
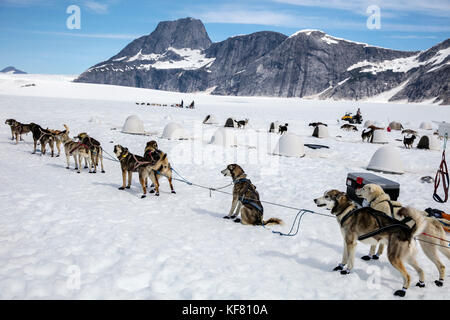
left=0, top=73, right=449, bottom=299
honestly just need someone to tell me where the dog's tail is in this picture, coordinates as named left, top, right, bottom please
left=398, top=207, right=427, bottom=239
left=263, top=218, right=283, bottom=226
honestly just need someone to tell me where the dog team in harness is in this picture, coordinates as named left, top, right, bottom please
left=5, top=115, right=449, bottom=298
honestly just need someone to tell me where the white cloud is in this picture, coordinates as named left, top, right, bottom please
left=83, top=0, right=109, bottom=14
left=31, top=30, right=138, bottom=39
left=274, top=0, right=450, bottom=17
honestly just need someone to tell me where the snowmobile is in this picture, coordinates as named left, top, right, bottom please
left=341, top=112, right=362, bottom=124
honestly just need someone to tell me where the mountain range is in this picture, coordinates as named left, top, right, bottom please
left=75, top=17, right=450, bottom=105
left=1, top=66, right=27, bottom=74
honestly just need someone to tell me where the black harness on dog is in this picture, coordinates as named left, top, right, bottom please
left=376, top=199, right=402, bottom=217
left=338, top=207, right=413, bottom=241
left=233, top=178, right=264, bottom=214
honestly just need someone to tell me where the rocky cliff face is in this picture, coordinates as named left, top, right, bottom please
left=75, top=18, right=450, bottom=105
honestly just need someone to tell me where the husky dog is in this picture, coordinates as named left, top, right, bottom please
left=361, top=128, right=373, bottom=142
left=402, top=129, right=418, bottom=136
left=143, top=140, right=175, bottom=194
left=234, top=119, right=249, bottom=129
left=340, top=124, right=358, bottom=132
left=279, top=123, right=288, bottom=134
left=29, top=123, right=55, bottom=156
left=76, top=132, right=105, bottom=173
left=314, top=189, right=427, bottom=297
left=46, top=124, right=69, bottom=157
left=357, top=184, right=450, bottom=286
left=221, top=164, right=282, bottom=226
left=60, top=128, right=92, bottom=173
left=5, top=119, right=32, bottom=144
left=113, top=144, right=160, bottom=198
left=403, top=134, right=417, bottom=149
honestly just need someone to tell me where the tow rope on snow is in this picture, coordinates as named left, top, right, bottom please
left=433, top=133, right=449, bottom=203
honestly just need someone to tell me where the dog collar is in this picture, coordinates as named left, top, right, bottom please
left=121, top=152, right=128, bottom=158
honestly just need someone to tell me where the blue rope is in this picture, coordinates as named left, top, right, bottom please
left=271, top=210, right=308, bottom=237
left=169, top=167, right=193, bottom=185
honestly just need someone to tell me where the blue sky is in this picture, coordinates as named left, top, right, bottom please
left=0, top=0, right=449, bottom=74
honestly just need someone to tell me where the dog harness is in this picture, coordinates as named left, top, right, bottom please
left=233, top=178, right=264, bottom=214
left=338, top=207, right=412, bottom=240
left=375, top=199, right=402, bottom=217
left=433, top=139, right=449, bottom=203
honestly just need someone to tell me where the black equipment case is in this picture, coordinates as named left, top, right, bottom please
left=346, top=172, right=400, bottom=205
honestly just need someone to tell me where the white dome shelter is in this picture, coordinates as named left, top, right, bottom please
left=389, top=121, right=403, bottom=131
left=273, top=133, right=305, bottom=157
left=210, top=128, right=237, bottom=147
left=367, top=146, right=404, bottom=175
left=420, top=122, right=433, bottom=130
left=417, top=135, right=440, bottom=151
left=162, top=122, right=190, bottom=140
left=371, top=130, right=389, bottom=144
left=122, top=115, right=145, bottom=135
left=364, top=120, right=374, bottom=128
left=203, top=114, right=218, bottom=124
left=312, top=124, right=330, bottom=138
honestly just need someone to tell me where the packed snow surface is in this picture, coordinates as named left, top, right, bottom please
left=0, top=73, right=449, bottom=299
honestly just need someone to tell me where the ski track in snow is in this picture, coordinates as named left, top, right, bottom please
left=0, top=74, right=449, bottom=299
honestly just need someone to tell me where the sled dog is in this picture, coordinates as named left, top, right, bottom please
left=314, top=189, right=427, bottom=297
left=221, top=164, right=282, bottom=226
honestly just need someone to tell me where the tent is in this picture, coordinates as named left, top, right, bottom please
left=210, top=128, right=237, bottom=147
left=269, top=121, right=280, bottom=133
left=162, top=122, right=190, bottom=140
left=122, top=115, right=145, bottom=135
left=389, top=121, right=403, bottom=130
left=420, top=122, right=433, bottom=130
left=273, top=133, right=305, bottom=157
left=367, top=146, right=404, bottom=174
left=371, top=130, right=389, bottom=144
left=312, top=124, right=330, bottom=138
left=364, top=120, right=374, bottom=128
left=224, top=118, right=236, bottom=128
left=203, top=114, right=218, bottom=124
left=417, top=135, right=440, bottom=150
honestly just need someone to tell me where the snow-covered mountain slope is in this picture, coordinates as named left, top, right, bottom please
left=75, top=18, right=450, bottom=104
left=1, top=66, right=27, bottom=74
left=0, top=74, right=449, bottom=299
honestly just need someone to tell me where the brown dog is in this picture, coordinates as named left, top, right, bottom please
left=143, top=140, right=175, bottom=194
left=221, top=164, right=282, bottom=226
left=314, top=189, right=426, bottom=297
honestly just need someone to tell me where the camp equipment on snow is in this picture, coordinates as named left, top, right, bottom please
left=346, top=172, right=400, bottom=206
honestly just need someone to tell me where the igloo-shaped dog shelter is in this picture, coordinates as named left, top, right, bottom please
left=364, top=120, right=374, bottom=128
left=389, top=121, right=403, bottom=130
left=371, top=130, right=389, bottom=144
left=420, top=122, right=433, bottom=130
left=367, top=146, right=404, bottom=174
left=122, top=115, right=145, bottom=135
left=162, top=122, right=190, bottom=140
left=312, top=124, right=330, bottom=138
left=417, top=135, right=440, bottom=150
left=273, top=133, right=305, bottom=157
left=210, top=127, right=237, bottom=147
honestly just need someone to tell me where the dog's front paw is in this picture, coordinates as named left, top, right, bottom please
left=371, top=254, right=379, bottom=260
left=155, top=193, right=159, bottom=196
left=340, top=269, right=350, bottom=275
left=394, top=289, right=406, bottom=297
left=435, top=280, right=444, bottom=287
left=223, top=216, right=231, bottom=219
left=333, top=264, right=344, bottom=271
left=361, top=255, right=371, bottom=261
left=126, top=186, right=130, bottom=189
left=141, top=195, right=146, bottom=199
left=118, top=187, right=125, bottom=190
left=149, top=189, right=155, bottom=194
left=171, top=190, right=176, bottom=194
left=234, top=218, right=241, bottom=223
left=416, top=281, right=425, bottom=288
left=101, top=170, right=105, bottom=173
